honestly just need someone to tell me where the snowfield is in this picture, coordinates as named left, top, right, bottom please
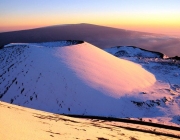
left=0, top=41, right=180, bottom=126
left=0, top=101, right=179, bottom=140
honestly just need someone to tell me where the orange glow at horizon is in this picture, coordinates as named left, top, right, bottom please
left=105, top=15, right=180, bottom=36
left=1, top=0, right=180, bottom=37
left=109, top=24, right=180, bottom=36
left=0, top=14, right=180, bottom=37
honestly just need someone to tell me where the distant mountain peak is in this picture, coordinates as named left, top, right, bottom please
left=0, top=23, right=180, bottom=57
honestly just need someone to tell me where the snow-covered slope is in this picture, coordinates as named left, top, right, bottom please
left=1, top=101, right=179, bottom=140
left=105, top=46, right=168, bottom=58
left=0, top=41, right=179, bottom=126
left=105, top=46, right=180, bottom=126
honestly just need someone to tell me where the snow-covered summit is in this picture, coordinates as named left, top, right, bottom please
left=0, top=41, right=180, bottom=126
left=0, top=41, right=155, bottom=99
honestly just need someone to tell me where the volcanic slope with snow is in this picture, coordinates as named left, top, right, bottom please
left=0, top=41, right=179, bottom=126
left=1, top=101, right=179, bottom=140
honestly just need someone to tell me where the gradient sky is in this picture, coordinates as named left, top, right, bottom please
left=0, top=0, right=180, bottom=36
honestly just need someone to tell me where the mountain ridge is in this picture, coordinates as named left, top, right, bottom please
left=0, top=23, right=180, bottom=56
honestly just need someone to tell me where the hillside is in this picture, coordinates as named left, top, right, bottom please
left=0, top=41, right=180, bottom=126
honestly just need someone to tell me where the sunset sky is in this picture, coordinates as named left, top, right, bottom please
left=0, top=0, right=180, bottom=36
